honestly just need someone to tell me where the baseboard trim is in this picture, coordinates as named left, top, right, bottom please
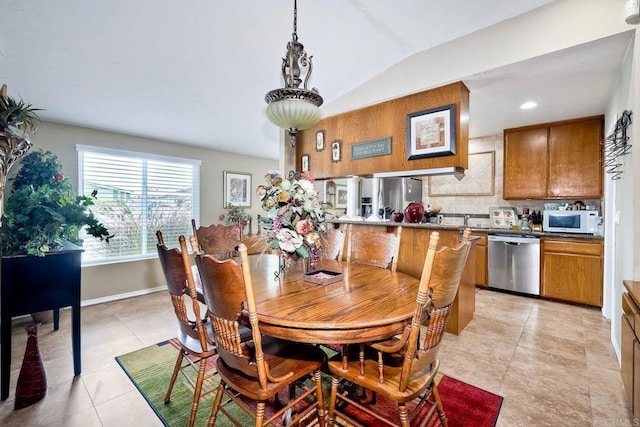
left=81, top=286, right=166, bottom=307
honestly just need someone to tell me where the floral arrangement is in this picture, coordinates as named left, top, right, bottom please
left=257, top=170, right=326, bottom=267
left=218, top=203, right=249, bottom=227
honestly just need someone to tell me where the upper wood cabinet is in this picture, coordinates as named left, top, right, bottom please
left=503, top=127, right=548, bottom=199
left=503, top=116, right=603, bottom=200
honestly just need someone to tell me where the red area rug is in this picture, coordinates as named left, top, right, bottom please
left=338, top=374, right=502, bottom=427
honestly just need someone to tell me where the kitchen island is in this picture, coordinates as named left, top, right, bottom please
left=330, top=220, right=477, bottom=334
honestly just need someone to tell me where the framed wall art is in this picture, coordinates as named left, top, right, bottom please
left=315, top=130, right=325, bottom=152
left=406, top=103, right=456, bottom=160
left=223, top=171, right=251, bottom=207
left=301, top=154, right=310, bottom=173
left=335, top=185, right=348, bottom=208
left=331, top=140, right=342, bottom=163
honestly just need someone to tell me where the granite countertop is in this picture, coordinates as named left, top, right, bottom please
left=328, top=219, right=604, bottom=240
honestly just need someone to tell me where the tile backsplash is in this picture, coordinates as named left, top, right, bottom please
left=422, top=134, right=602, bottom=228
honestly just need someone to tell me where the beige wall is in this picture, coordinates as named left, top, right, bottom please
left=27, top=121, right=277, bottom=302
left=608, top=29, right=639, bottom=359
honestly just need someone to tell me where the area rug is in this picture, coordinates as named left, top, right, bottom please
left=116, top=340, right=503, bottom=426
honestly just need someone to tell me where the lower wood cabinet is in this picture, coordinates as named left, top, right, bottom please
left=471, top=232, right=487, bottom=288
left=622, top=281, right=640, bottom=419
left=541, top=238, right=603, bottom=307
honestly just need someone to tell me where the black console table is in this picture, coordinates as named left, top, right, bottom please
left=1, top=241, right=83, bottom=400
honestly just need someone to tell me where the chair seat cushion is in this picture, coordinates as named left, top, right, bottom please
left=217, top=337, right=326, bottom=401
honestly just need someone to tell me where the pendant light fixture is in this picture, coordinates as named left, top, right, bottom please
left=265, top=0, right=323, bottom=147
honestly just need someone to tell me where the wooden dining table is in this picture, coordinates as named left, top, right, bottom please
left=245, top=254, right=421, bottom=345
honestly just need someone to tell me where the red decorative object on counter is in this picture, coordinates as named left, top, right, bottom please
left=404, top=202, right=425, bottom=223
left=391, top=211, right=404, bottom=223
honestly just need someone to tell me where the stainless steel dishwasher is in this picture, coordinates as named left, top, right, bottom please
left=488, top=234, right=540, bottom=296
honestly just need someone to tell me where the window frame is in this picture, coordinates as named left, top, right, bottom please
left=76, top=144, right=201, bottom=266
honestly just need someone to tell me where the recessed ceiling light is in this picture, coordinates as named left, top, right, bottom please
left=520, top=101, right=538, bottom=110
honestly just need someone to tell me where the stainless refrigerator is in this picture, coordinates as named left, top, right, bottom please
left=378, top=177, right=423, bottom=215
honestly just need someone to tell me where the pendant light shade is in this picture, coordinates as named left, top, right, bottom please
left=265, top=97, right=321, bottom=130
left=265, top=0, right=323, bottom=147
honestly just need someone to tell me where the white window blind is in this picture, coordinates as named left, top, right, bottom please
left=77, top=145, right=200, bottom=264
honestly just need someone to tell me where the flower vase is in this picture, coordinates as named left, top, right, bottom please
left=14, top=323, right=47, bottom=409
left=302, top=256, right=317, bottom=273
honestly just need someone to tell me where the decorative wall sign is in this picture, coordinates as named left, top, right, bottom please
left=428, top=151, right=494, bottom=196
left=223, top=171, right=251, bottom=207
left=331, top=140, right=342, bottom=163
left=351, top=137, right=392, bottom=160
left=315, top=131, right=325, bottom=152
left=301, top=154, right=310, bottom=172
left=406, top=104, right=456, bottom=160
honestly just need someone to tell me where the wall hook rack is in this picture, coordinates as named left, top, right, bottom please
left=602, top=110, right=632, bottom=180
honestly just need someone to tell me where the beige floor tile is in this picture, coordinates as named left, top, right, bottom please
left=44, top=407, right=103, bottom=427
left=496, top=394, right=591, bottom=427
left=441, top=327, right=518, bottom=366
left=523, top=304, right=586, bottom=344
left=509, top=341, right=589, bottom=385
left=438, top=348, right=507, bottom=395
left=81, top=335, right=146, bottom=375
left=461, top=312, right=526, bottom=343
left=82, top=365, right=135, bottom=405
left=96, top=390, right=164, bottom=427
left=516, top=330, right=586, bottom=363
left=499, top=365, right=591, bottom=424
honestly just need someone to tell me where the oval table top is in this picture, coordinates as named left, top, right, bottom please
left=246, top=254, right=421, bottom=344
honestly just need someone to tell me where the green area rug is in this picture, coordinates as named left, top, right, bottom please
left=116, top=339, right=502, bottom=426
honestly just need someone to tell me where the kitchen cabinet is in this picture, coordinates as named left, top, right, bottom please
left=471, top=231, right=488, bottom=287
left=503, top=128, right=548, bottom=199
left=503, top=116, right=603, bottom=200
left=621, top=280, right=640, bottom=419
left=541, top=238, right=603, bottom=307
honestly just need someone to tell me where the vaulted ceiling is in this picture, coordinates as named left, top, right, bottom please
left=0, top=0, right=634, bottom=160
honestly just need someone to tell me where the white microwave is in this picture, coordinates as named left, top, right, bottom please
left=543, top=210, right=598, bottom=234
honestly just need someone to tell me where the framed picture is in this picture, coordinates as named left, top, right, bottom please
left=406, top=104, right=456, bottom=160
left=331, top=140, right=342, bottom=163
left=223, top=171, right=251, bottom=207
left=301, top=154, right=310, bottom=172
left=315, top=130, right=325, bottom=152
left=335, top=185, right=348, bottom=208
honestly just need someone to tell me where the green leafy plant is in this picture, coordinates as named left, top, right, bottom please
left=1, top=150, right=112, bottom=256
left=0, top=95, right=42, bottom=134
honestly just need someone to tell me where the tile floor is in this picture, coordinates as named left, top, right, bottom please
left=0, top=288, right=632, bottom=426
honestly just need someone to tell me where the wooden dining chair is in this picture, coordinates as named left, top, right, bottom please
left=346, top=224, right=402, bottom=271
left=327, top=232, right=472, bottom=427
left=190, top=219, right=242, bottom=259
left=321, top=227, right=346, bottom=261
left=195, top=244, right=327, bottom=427
left=155, top=231, right=217, bottom=427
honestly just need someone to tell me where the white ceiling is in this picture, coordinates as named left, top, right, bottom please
left=0, top=0, right=633, bottom=160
